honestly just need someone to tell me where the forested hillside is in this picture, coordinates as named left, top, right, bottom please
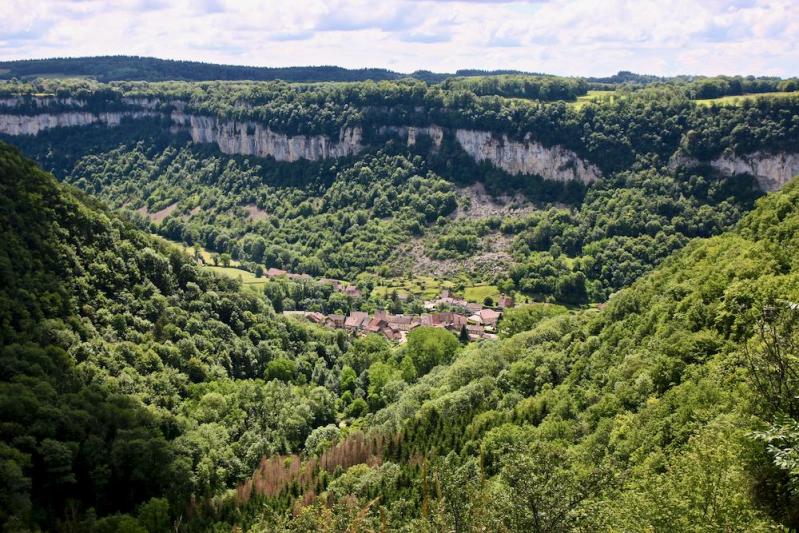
left=0, top=56, right=404, bottom=83
left=2, top=57, right=797, bottom=101
left=2, top=141, right=798, bottom=531
left=3, top=77, right=797, bottom=306
left=0, top=142, right=361, bottom=530
left=210, top=173, right=799, bottom=531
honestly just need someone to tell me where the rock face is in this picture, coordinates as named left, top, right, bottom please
left=710, top=152, right=799, bottom=192
left=0, top=96, right=87, bottom=109
left=381, top=125, right=600, bottom=183
left=0, top=111, right=158, bottom=136
left=0, top=98, right=601, bottom=182
left=121, top=97, right=187, bottom=111
left=171, top=113, right=363, bottom=161
left=378, top=125, right=445, bottom=148
left=2, top=97, right=797, bottom=189
left=454, top=129, right=601, bottom=183
left=671, top=151, right=799, bottom=192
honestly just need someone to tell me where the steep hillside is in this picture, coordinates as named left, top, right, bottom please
left=0, top=142, right=359, bottom=530
left=1, top=107, right=798, bottom=531
left=215, top=176, right=799, bottom=531
left=2, top=79, right=798, bottom=183
left=4, top=78, right=796, bottom=306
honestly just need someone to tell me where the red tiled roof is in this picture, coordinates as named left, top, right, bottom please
left=306, top=312, right=325, bottom=323
left=345, top=311, right=370, bottom=328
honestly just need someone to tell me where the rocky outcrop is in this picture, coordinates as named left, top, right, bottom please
left=710, top=152, right=799, bottom=192
left=0, top=111, right=158, bottom=136
left=170, top=113, right=363, bottom=161
left=0, top=96, right=87, bottom=109
left=454, top=129, right=601, bottom=183
left=121, top=97, right=187, bottom=111
left=671, top=151, right=799, bottom=192
left=381, top=125, right=600, bottom=183
left=378, top=125, right=445, bottom=148
left=0, top=102, right=599, bottom=182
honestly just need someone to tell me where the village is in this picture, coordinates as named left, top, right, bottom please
left=284, top=285, right=513, bottom=343
left=200, top=264, right=515, bottom=343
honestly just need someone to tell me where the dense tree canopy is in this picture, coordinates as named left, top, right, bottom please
left=1, top=70, right=799, bottom=531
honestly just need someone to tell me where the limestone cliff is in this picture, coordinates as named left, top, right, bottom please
left=0, top=96, right=87, bottom=109
left=2, top=96, right=797, bottom=190
left=0, top=111, right=158, bottom=136
left=670, top=151, right=799, bottom=192
left=454, top=129, right=601, bottom=183
left=379, top=124, right=600, bottom=183
left=170, top=112, right=363, bottom=161
left=0, top=98, right=600, bottom=181
left=378, top=125, right=445, bottom=148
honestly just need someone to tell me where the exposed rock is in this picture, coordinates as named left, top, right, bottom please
left=378, top=125, right=444, bottom=148
left=454, top=182, right=537, bottom=220
left=455, top=129, right=601, bottom=183
left=170, top=112, right=363, bottom=161
left=670, top=151, right=799, bottom=192
left=0, top=96, right=87, bottom=109
left=121, top=97, right=186, bottom=111
left=380, top=124, right=599, bottom=183
left=0, top=111, right=158, bottom=135
left=136, top=201, right=180, bottom=223
left=0, top=99, right=599, bottom=183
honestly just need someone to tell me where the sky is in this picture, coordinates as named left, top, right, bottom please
left=1, top=0, right=798, bottom=77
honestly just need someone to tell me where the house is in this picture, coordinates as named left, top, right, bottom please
left=386, top=314, right=415, bottom=331
left=266, top=267, right=288, bottom=277
left=466, top=303, right=483, bottom=314
left=364, top=315, right=386, bottom=333
left=345, top=311, right=370, bottom=331
left=326, top=314, right=345, bottom=328
left=428, top=312, right=451, bottom=327
left=449, top=313, right=468, bottom=331
left=467, top=324, right=484, bottom=341
left=478, top=308, right=501, bottom=327
left=497, top=294, right=514, bottom=309
left=382, top=328, right=403, bottom=342
left=305, top=312, right=326, bottom=324
left=468, top=313, right=483, bottom=325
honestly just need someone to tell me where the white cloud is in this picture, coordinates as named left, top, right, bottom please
left=0, top=0, right=797, bottom=76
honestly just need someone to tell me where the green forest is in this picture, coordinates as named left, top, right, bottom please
left=2, top=138, right=799, bottom=530
left=0, top=64, right=799, bottom=532
left=4, top=76, right=797, bottom=306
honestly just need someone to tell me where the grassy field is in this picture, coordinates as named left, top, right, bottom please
left=153, top=235, right=243, bottom=267
left=464, top=284, right=501, bottom=304
left=372, top=275, right=504, bottom=304
left=372, top=275, right=460, bottom=300
left=694, top=91, right=799, bottom=106
left=571, top=90, right=618, bottom=109
left=203, top=265, right=268, bottom=288
left=151, top=234, right=265, bottom=290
